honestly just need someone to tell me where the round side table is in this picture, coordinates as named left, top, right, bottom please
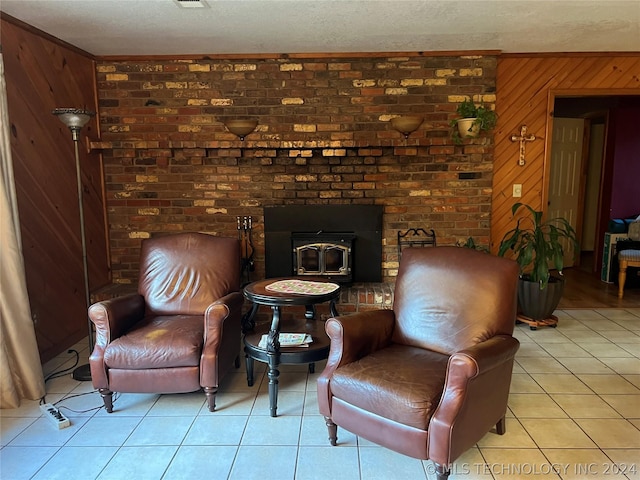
left=242, top=277, right=340, bottom=417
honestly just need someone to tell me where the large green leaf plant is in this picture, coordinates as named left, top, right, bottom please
left=498, top=203, right=579, bottom=289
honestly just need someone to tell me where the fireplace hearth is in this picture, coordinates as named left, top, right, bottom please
left=264, top=205, right=383, bottom=284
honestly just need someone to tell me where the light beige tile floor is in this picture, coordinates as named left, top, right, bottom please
left=1, top=308, right=639, bottom=480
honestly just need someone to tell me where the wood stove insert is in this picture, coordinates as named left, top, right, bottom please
left=264, top=205, right=383, bottom=283
left=292, top=232, right=356, bottom=282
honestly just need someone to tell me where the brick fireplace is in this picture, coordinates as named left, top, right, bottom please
left=96, top=54, right=496, bottom=298
left=101, top=144, right=493, bottom=287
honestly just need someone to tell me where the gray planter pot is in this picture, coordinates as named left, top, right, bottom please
left=517, top=276, right=565, bottom=321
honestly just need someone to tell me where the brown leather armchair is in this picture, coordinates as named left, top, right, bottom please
left=318, top=246, right=520, bottom=480
left=88, top=233, right=243, bottom=413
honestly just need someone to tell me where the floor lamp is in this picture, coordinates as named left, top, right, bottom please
left=52, top=107, right=96, bottom=381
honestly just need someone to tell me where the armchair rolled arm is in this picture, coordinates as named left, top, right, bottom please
left=317, top=309, right=395, bottom=415
left=89, top=294, right=146, bottom=345
left=201, top=291, right=244, bottom=386
left=324, top=310, right=396, bottom=368
left=450, top=335, right=521, bottom=379
left=203, top=291, right=244, bottom=349
left=88, top=294, right=146, bottom=388
left=428, top=335, right=520, bottom=466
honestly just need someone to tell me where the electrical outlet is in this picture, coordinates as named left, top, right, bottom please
left=513, top=184, right=522, bottom=197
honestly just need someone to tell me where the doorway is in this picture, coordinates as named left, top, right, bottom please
left=548, top=116, right=587, bottom=268
left=550, top=95, right=640, bottom=278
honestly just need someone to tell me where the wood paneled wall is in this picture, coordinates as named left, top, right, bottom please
left=1, top=16, right=110, bottom=362
left=491, top=54, right=640, bottom=252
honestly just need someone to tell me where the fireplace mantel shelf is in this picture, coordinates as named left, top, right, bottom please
left=88, top=137, right=472, bottom=152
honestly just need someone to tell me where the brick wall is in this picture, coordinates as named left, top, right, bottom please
left=96, top=54, right=497, bottom=284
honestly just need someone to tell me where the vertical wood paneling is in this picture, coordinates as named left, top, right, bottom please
left=491, top=55, right=640, bottom=252
left=1, top=17, right=110, bottom=362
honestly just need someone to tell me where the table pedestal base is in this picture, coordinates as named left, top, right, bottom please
left=243, top=316, right=332, bottom=417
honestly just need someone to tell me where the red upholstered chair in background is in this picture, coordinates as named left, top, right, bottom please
left=89, top=233, right=243, bottom=413
left=318, top=246, right=520, bottom=480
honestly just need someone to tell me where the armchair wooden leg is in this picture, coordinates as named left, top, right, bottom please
left=496, top=416, right=506, bottom=435
left=204, top=387, right=217, bottom=412
left=234, top=355, right=241, bottom=368
left=324, top=416, right=338, bottom=446
left=435, top=463, right=450, bottom=480
left=99, top=388, right=113, bottom=413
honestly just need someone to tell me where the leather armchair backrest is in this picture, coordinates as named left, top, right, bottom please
left=138, top=233, right=240, bottom=315
left=392, top=246, right=518, bottom=355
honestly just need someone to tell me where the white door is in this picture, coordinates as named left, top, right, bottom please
left=548, top=117, right=585, bottom=268
left=581, top=122, right=605, bottom=252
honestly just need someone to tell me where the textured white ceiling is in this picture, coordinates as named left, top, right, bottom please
left=1, top=0, right=639, bottom=56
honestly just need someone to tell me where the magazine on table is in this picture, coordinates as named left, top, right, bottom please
left=258, top=333, right=313, bottom=348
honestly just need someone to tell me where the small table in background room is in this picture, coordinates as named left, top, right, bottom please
left=242, top=277, right=340, bottom=417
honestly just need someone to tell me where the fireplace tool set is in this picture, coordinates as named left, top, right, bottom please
left=237, top=216, right=255, bottom=285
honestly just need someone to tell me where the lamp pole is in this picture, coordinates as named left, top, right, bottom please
left=52, top=108, right=96, bottom=381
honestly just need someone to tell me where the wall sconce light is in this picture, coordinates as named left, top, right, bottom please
left=224, top=119, right=258, bottom=141
left=51, top=107, right=95, bottom=382
left=390, top=115, right=423, bottom=139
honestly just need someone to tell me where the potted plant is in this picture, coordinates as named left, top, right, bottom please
left=498, top=203, right=579, bottom=329
left=449, top=98, right=498, bottom=144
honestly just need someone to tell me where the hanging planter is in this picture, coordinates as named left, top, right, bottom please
left=450, top=98, right=497, bottom=145
left=455, top=118, right=480, bottom=139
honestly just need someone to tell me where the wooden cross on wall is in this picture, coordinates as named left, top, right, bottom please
left=510, top=125, right=537, bottom=166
